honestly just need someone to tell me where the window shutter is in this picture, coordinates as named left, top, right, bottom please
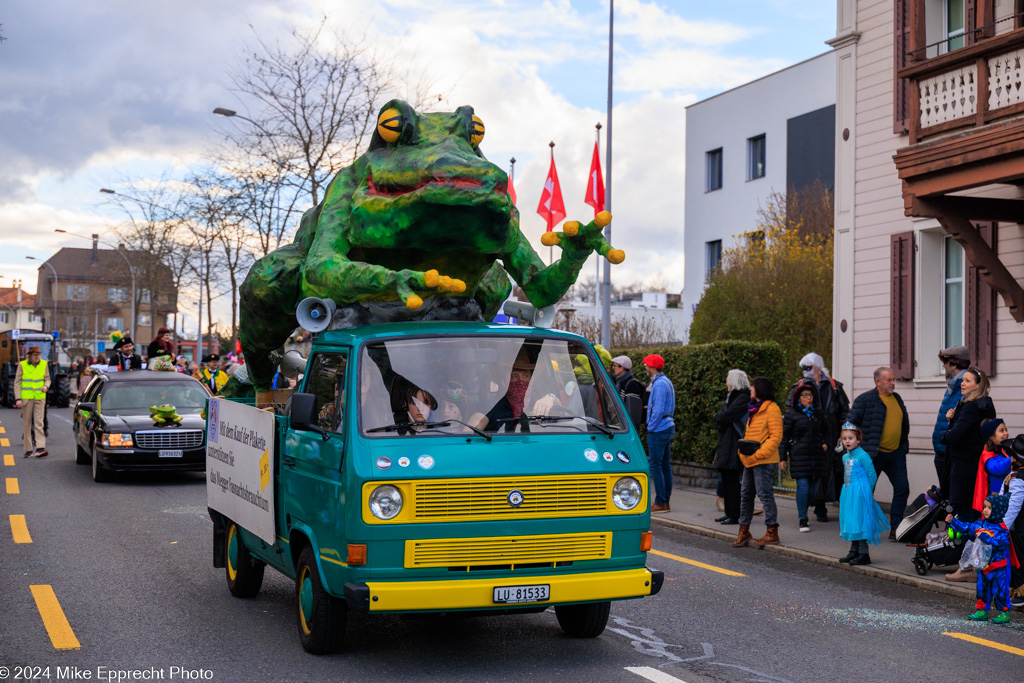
left=966, top=222, right=997, bottom=376
left=966, top=0, right=978, bottom=45
left=894, top=0, right=912, bottom=134
left=891, top=232, right=915, bottom=380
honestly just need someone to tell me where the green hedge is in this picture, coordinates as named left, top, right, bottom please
left=613, top=340, right=787, bottom=466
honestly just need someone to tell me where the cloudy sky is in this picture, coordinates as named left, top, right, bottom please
left=0, top=0, right=834, bottom=330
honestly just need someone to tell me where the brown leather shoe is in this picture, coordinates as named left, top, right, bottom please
left=944, top=567, right=977, bottom=582
left=731, top=524, right=752, bottom=547
left=651, top=503, right=670, bottom=513
left=753, top=524, right=780, bottom=548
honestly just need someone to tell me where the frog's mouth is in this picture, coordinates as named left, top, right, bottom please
left=365, top=170, right=508, bottom=198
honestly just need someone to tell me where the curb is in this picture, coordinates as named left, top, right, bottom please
left=651, top=516, right=976, bottom=600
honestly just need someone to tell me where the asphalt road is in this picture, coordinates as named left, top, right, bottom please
left=1, top=407, right=1022, bottom=683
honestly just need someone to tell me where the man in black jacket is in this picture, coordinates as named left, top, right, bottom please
left=847, top=366, right=910, bottom=536
left=610, top=355, right=644, bottom=430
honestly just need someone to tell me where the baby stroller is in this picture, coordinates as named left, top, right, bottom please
left=895, top=491, right=965, bottom=576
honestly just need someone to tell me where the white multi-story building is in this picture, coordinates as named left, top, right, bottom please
left=682, top=52, right=837, bottom=331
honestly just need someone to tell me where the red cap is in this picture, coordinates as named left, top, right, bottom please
left=643, top=354, right=665, bottom=370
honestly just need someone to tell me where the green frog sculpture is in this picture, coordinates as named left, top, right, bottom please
left=240, top=99, right=624, bottom=391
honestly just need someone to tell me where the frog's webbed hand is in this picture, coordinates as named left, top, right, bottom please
left=504, top=211, right=625, bottom=309
left=304, top=255, right=466, bottom=310
left=540, top=211, right=624, bottom=265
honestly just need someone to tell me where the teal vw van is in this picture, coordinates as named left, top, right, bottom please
left=209, top=321, right=662, bottom=654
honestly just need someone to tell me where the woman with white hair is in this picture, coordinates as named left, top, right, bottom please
left=712, top=369, right=751, bottom=525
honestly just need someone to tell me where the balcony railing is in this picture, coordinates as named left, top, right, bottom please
left=899, top=27, right=1024, bottom=144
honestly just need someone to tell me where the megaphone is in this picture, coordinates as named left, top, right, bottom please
left=502, top=300, right=555, bottom=328
left=280, top=350, right=306, bottom=380
left=296, top=297, right=336, bottom=333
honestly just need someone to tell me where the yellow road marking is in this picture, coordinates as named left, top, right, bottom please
left=944, top=631, right=1024, bottom=657
left=650, top=548, right=746, bottom=577
left=10, top=514, right=32, bottom=543
left=1, top=438, right=9, bottom=447
left=6, top=477, right=19, bottom=494
left=4, top=454, right=13, bottom=466
left=29, top=585, right=81, bottom=650
left=0, top=426, right=6, bottom=433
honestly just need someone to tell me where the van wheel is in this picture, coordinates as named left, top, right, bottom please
left=91, top=446, right=110, bottom=482
left=226, top=522, right=265, bottom=598
left=554, top=601, right=611, bottom=638
left=295, top=545, right=346, bottom=654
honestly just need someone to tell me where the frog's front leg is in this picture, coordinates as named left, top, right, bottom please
left=505, top=211, right=625, bottom=308
left=303, top=255, right=467, bottom=310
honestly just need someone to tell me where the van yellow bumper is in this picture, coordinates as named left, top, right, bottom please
left=344, top=566, right=663, bottom=613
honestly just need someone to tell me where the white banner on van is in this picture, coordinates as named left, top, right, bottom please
left=206, top=398, right=275, bottom=545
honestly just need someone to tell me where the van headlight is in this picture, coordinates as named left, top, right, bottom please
left=612, top=477, right=642, bottom=511
left=369, top=485, right=404, bottom=520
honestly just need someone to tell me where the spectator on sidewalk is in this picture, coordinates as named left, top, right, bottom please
left=942, top=367, right=995, bottom=523
left=610, top=355, right=644, bottom=431
left=933, top=345, right=970, bottom=498
left=644, top=354, right=675, bottom=513
left=780, top=382, right=828, bottom=533
left=732, top=377, right=783, bottom=548
left=837, top=422, right=890, bottom=566
left=713, top=369, right=750, bottom=526
left=1001, top=437, right=1024, bottom=608
left=847, top=367, right=910, bottom=538
left=788, top=352, right=849, bottom=516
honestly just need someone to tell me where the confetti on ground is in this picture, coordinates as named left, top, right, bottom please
left=826, top=608, right=1024, bottom=633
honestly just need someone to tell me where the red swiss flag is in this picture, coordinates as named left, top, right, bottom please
left=536, top=156, right=566, bottom=232
left=584, top=141, right=605, bottom=215
left=508, top=172, right=517, bottom=206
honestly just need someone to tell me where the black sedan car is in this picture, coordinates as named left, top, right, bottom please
left=73, top=370, right=212, bottom=482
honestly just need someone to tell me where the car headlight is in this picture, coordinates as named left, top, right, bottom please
left=612, top=476, right=642, bottom=511
left=102, top=433, right=133, bottom=448
left=368, top=485, right=404, bottom=520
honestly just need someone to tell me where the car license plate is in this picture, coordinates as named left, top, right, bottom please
left=493, top=584, right=550, bottom=604
left=159, top=449, right=184, bottom=458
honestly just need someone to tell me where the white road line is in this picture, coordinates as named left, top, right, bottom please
left=49, top=413, right=73, bottom=425
left=625, top=666, right=688, bottom=683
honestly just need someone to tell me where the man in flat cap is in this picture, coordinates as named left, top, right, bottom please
left=933, top=345, right=970, bottom=497
left=14, top=345, right=50, bottom=457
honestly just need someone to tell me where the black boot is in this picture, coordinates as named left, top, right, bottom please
left=848, top=553, right=871, bottom=566
left=839, top=543, right=858, bottom=563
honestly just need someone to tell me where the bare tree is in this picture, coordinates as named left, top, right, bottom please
left=216, top=18, right=439, bottom=248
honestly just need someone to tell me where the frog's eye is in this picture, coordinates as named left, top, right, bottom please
left=471, top=115, right=485, bottom=147
left=377, top=108, right=402, bottom=144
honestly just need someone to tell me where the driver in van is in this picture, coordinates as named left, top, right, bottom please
left=470, top=348, right=560, bottom=433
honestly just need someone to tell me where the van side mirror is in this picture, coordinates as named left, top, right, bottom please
left=290, top=393, right=329, bottom=440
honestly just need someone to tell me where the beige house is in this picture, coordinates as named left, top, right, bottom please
left=831, top=0, right=1024, bottom=498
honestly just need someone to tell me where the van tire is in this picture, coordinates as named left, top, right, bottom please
left=91, top=445, right=110, bottom=483
left=225, top=522, right=265, bottom=598
left=295, top=545, right=346, bottom=654
left=554, top=601, right=611, bottom=638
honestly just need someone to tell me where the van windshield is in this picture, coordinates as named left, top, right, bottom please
left=359, top=336, right=627, bottom=438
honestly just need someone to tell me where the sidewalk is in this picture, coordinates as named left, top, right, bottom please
left=652, top=485, right=976, bottom=599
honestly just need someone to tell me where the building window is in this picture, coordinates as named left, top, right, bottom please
left=0, top=312, right=7, bottom=324
left=103, top=317, right=124, bottom=334
left=705, top=240, right=723, bottom=279
left=747, top=134, right=766, bottom=180
left=66, top=316, right=89, bottom=334
left=29, top=312, right=42, bottom=323
left=705, top=148, right=723, bottom=192
left=945, top=0, right=965, bottom=53
left=137, top=313, right=152, bottom=327
left=107, top=287, right=128, bottom=303
left=943, top=235, right=965, bottom=347
left=139, top=289, right=152, bottom=304
left=66, top=285, right=90, bottom=301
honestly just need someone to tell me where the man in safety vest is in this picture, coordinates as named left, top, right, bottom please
left=14, top=345, right=51, bottom=458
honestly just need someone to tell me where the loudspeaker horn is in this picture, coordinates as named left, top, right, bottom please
left=296, top=297, right=336, bottom=333
left=280, top=350, right=306, bottom=380
left=502, top=300, right=556, bottom=328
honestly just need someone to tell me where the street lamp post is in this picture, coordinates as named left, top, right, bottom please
left=213, top=107, right=286, bottom=248
left=25, top=256, right=58, bottom=334
left=53, top=229, right=136, bottom=343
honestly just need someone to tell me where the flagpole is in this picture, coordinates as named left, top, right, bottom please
left=594, top=123, right=602, bottom=317
left=601, top=0, right=613, bottom=349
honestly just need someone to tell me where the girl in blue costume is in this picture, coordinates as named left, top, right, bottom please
left=838, top=422, right=890, bottom=566
left=946, top=493, right=1014, bottom=623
